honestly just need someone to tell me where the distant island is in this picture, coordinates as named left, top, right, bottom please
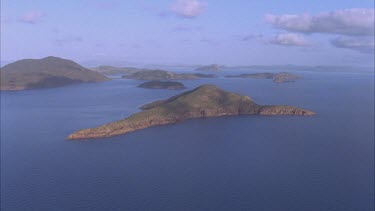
left=195, top=64, right=221, bottom=72
left=122, top=69, right=216, bottom=80
left=91, top=66, right=142, bottom=75
left=68, top=84, right=314, bottom=140
left=225, top=72, right=300, bottom=83
left=218, top=65, right=374, bottom=73
left=273, top=72, right=300, bottom=83
left=0, top=56, right=109, bottom=91
left=138, top=81, right=186, bottom=90
left=193, top=73, right=218, bottom=78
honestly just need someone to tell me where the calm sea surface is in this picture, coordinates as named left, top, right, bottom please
left=1, top=71, right=374, bottom=211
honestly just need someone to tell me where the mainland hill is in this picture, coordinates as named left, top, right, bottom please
left=0, top=56, right=109, bottom=91
left=225, top=72, right=300, bottom=83
left=122, top=69, right=216, bottom=80
left=68, top=84, right=314, bottom=140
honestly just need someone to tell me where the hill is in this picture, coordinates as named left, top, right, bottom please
left=0, top=56, right=109, bottom=90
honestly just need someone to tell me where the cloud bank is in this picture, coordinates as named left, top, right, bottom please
left=270, top=33, right=310, bottom=46
left=171, top=0, right=207, bottom=18
left=265, top=8, right=374, bottom=36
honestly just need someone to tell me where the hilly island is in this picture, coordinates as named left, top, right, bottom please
left=68, top=84, right=314, bottom=140
left=0, top=56, right=109, bottom=91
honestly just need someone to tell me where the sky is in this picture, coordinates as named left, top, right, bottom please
left=1, top=0, right=374, bottom=67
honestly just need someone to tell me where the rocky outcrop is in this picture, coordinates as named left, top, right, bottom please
left=68, top=84, right=314, bottom=140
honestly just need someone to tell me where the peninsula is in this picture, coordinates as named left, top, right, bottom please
left=0, top=56, right=109, bottom=91
left=138, top=81, right=186, bottom=90
left=225, top=72, right=300, bottom=83
left=122, top=69, right=216, bottom=80
left=68, top=84, right=314, bottom=140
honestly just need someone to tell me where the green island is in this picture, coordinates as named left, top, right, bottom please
left=0, top=56, right=109, bottom=91
left=68, top=84, right=314, bottom=140
left=138, top=81, right=186, bottom=90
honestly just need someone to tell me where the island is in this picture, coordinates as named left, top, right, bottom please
left=0, top=56, right=109, bottom=91
left=137, top=81, right=186, bottom=90
left=273, top=72, right=300, bottom=83
left=68, top=84, right=314, bottom=140
left=91, top=66, right=142, bottom=75
left=225, top=72, right=300, bottom=83
left=195, top=64, right=221, bottom=72
left=122, top=69, right=216, bottom=80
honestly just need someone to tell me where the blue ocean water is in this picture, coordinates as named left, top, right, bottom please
left=1, top=71, right=374, bottom=211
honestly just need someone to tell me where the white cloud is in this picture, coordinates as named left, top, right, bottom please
left=270, top=33, right=310, bottom=46
left=266, top=8, right=374, bottom=36
left=331, top=36, right=374, bottom=54
left=19, top=11, right=44, bottom=24
left=171, top=0, right=207, bottom=18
